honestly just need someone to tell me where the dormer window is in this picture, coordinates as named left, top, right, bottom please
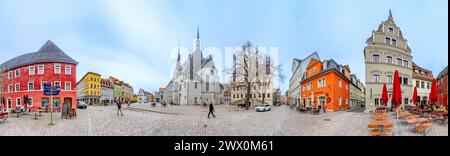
left=388, top=27, right=394, bottom=33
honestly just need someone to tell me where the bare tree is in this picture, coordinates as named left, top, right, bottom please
left=229, top=41, right=285, bottom=110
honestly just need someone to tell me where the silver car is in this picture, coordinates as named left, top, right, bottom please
left=256, top=103, right=271, bottom=112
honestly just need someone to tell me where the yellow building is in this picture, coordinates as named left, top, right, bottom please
left=76, top=72, right=102, bottom=105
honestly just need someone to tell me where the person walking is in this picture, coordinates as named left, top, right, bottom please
left=117, top=101, right=123, bottom=116
left=208, top=103, right=216, bottom=118
left=61, top=102, right=69, bottom=119
left=323, top=104, right=327, bottom=113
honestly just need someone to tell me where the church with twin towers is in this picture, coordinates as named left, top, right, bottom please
left=163, top=27, right=224, bottom=105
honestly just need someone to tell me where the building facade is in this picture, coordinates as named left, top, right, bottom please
left=288, top=52, right=320, bottom=107
left=412, top=62, right=434, bottom=106
left=100, top=78, right=114, bottom=105
left=108, top=76, right=122, bottom=103
left=0, top=40, right=78, bottom=111
left=122, top=83, right=133, bottom=103
left=301, top=58, right=351, bottom=111
left=164, top=28, right=223, bottom=105
left=76, top=72, right=101, bottom=105
left=364, top=11, right=413, bottom=111
left=138, top=88, right=154, bottom=104
left=437, top=66, right=448, bottom=108
left=349, top=74, right=365, bottom=110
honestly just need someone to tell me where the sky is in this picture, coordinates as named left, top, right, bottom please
left=0, top=0, right=448, bottom=94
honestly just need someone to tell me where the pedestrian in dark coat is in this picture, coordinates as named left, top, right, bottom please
left=208, top=103, right=216, bottom=118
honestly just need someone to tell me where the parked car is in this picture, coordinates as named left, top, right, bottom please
left=77, top=101, right=88, bottom=109
left=256, top=103, right=271, bottom=112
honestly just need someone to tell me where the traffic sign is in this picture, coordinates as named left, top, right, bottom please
left=43, top=83, right=60, bottom=96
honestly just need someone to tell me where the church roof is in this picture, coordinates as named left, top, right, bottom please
left=0, top=40, right=78, bottom=73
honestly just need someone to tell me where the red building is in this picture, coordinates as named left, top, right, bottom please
left=437, top=66, right=448, bottom=109
left=0, top=40, right=78, bottom=112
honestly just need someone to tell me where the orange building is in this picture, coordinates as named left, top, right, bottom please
left=300, top=58, right=351, bottom=111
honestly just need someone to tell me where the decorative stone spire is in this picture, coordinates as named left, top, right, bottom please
left=196, top=26, right=200, bottom=40
left=388, top=9, right=393, bottom=21
left=177, top=42, right=181, bottom=62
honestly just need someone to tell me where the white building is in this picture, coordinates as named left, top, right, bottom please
left=412, top=62, right=434, bottom=106
left=100, top=78, right=114, bottom=105
left=164, top=28, right=223, bottom=105
left=138, top=88, right=153, bottom=104
left=288, top=52, right=320, bottom=107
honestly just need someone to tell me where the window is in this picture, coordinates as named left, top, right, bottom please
left=28, top=82, right=34, bottom=91
left=373, top=75, right=381, bottom=83
left=8, top=85, right=13, bottom=92
left=386, top=75, right=393, bottom=84
left=16, top=98, right=21, bottom=106
left=54, top=81, right=61, bottom=88
left=385, top=37, right=391, bottom=45
left=318, top=79, right=322, bottom=88
left=416, top=81, right=420, bottom=88
left=29, top=66, right=35, bottom=75
left=339, top=96, right=342, bottom=106
left=65, top=82, right=71, bottom=91
left=388, top=27, right=394, bottom=33
left=7, top=99, right=12, bottom=109
left=397, top=58, right=402, bottom=66
left=313, top=67, right=316, bottom=74
left=322, top=78, right=326, bottom=87
left=386, top=56, right=393, bottom=64
left=421, top=82, right=425, bottom=89
left=54, top=64, right=61, bottom=74
left=28, top=98, right=33, bottom=107
left=399, top=77, right=403, bottom=84
left=65, top=66, right=72, bottom=75
left=267, top=94, right=270, bottom=98
left=403, top=60, right=408, bottom=67
left=8, top=71, right=12, bottom=79
left=338, top=79, right=342, bottom=88
left=41, top=81, right=47, bottom=91
left=15, top=84, right=20, bottom=92
left=372, top=54, right=380, bottom=62
left=15, top=69, right=20, bottom=78
left=392, top=39, right=397, bottom=46
left=403, top=78, right=408, bottom=85
left=38, top=65, right=44, bottom=75
left=195, top=82, right=197, bottom=89
left=427, top=83, right=430, bottom=89
left=375, top=98, right=380, bottom=106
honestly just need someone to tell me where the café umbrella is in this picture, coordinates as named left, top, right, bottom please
left=413, top=87, right=418, bottom=107
left=381, top=83, right=389, bottom=108
left=429, top=79, right=438, bottom=106
left=392, top=70, right=402, bottom=109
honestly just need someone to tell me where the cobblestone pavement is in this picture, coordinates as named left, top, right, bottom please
left=0, top=103, right=447, bottom=136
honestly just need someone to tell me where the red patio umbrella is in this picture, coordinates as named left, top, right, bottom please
left=381, top=84, right=389, bottom=107
left=391, top=70, right=402, bottom=108
left=429, top=79, right=438, bottom=106
left=413, top=87, right=418, bottom=107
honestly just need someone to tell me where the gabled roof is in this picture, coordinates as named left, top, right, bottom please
left=0, top=40, right=78, bottom=73
left=437, top=66, right=448, bottom=80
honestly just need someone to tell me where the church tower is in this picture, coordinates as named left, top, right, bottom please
left=193, top=26, right=202, bottom=75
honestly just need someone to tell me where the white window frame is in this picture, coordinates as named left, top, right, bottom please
left=387, top=75, right=393, bottom=84
left=65, top=82, right=72, bottom=91
left=8, top=84, right=13, bottom=92
left=29, top=66, right=35, bottom=75
left=373, top=74, right=381, bottom=83
left=28, top=82, right=34, bottom=91
left=8, top=71, right=13, bottom=79
left=38, top=65, right=45, bottom=75
left=54, top=81, right=61, bottom=88
left=54, top=64, right=61, bottom=74
left=386, top=56, right=393, bottom=64
left=15, top=83, right=20, bottom=92
left=16, top=98, right=21, bottom=106
left=15, top=69, right=20, bottom=78
left=65, top=65, right=72, bottom=75
left=372, top=54, right=380, bottom=62
left=7, top=99, right=12, bottom=109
